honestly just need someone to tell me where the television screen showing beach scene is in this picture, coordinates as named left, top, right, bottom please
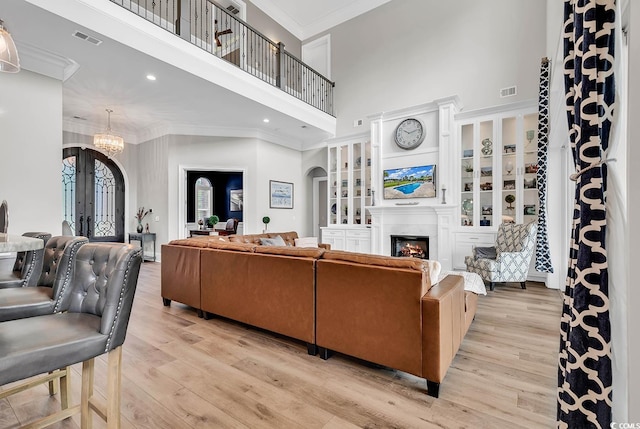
left=383, top=165, right=436, bottom=199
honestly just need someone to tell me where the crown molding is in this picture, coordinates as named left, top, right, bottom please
left=17, top=41, right=80, bottom=82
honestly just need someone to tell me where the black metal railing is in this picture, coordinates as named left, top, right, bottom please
left=110, top=0, right=335, bottom=116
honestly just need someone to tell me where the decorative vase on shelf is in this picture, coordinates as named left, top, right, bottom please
left=136, top=221, right=143, bottom=233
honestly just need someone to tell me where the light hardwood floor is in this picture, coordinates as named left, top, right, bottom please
left=0, top=262, right=563, bottom=428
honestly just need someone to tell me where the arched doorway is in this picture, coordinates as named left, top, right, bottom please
left=62, top=147, right=125, bottom=242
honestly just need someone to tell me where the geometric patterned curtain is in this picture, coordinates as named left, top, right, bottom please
left=558, top=1, right=615, bottom=428
left=535, top=57, right=554, bottom=273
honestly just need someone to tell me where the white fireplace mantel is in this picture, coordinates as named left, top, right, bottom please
left=366, top=204, right=457, bottom=270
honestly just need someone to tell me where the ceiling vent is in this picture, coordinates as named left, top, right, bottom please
left=72, top=31, right=103, bottom=46
left=500, top=86, right=517, bottom=98
left=226, top=5, right=240, bottom=14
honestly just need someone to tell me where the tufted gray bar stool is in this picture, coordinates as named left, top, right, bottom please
left=0, top=235, right=87, bottom=322
left=0, top=242, right=142, bottom=428
left=0, top=231, right=51, bottom=289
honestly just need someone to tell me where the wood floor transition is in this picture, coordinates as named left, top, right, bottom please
left=0, top=262, right=563, bottom=428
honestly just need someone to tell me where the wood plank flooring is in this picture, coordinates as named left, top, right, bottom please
left=0, top=263, right=563, bottom=428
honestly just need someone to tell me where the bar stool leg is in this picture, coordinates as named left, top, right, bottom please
left=106, top=347, right=122, bottom=429
left=81, top=358, right=95, bottom=429
left=60, top=366, right=71, bottom=410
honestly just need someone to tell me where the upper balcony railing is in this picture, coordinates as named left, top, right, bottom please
left=110, top=0, right=335, bottom=116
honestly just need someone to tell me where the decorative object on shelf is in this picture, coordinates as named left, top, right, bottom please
left=269, top=180, right=293, bottom=209
left=505, top=160, right=514, bottom=175
left=524, top=204, right=536, bottom=215
left=0, top=19, right=20, bottom=73
left=462, top=199, right=473, bottom=216
left=367, top=158, right=371, bottom=166
left=441, top=184, right=447, bottom=204
left=394, top=118, right=425, bottom=150
left=135, top=207, right=151, bottom=233
left=94, top=109, right=124, bottom=158
left=463, top=161, right=474, bottom=174
left=505, top=194, right=515, bottom=211
left=371, top=189, right=375, bottom=206
left=331, top=204, right=336, bottom=215
left=482, top=205, right=493, bottom=215
left=503, top=144, right=516, bottom=153
left=525, top=163, right=538, bottom=173
left=526, top=129, right=535, bottom=145
left=504, top=179, right=516, bottom=190
left=464, top=182, right=473, bottom=192
left=480, top=166, right=492, bottom=177
left=198, top=219, right=204, bottom=230
left=145, top=223, right=150, bottom=233
left=262, top=216, right=270, bottom=231
left=479, top=217, right=491, bottom=226
left=480, top=182, right=493, bottom=191
left=524, top=178, right=537, bottom=189
left=355, top=157, right=361, bottom=167
left=481, top=138, right=493, bottom=155
left=207, top=214, right=219, bottom=228
left=383, top=164, right=436, bottom=199
left=463, top=149, right=474, bottom=158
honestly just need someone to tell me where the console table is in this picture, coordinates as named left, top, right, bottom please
left=189, top=229, right=218, bottom=237
left=128, top=232, right=156, bottom=262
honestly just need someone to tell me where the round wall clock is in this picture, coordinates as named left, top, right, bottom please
left=394, top=118, right=425, bottom=150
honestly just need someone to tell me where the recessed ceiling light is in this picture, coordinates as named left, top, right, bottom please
left=146, top=74, right=156, bottom=81
left=263, top=118, right=270, bottom=123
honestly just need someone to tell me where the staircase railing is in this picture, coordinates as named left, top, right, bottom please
left=110, top=0, right=335, bottom=116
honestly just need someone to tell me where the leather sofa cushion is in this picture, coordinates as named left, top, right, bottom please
left=230, top=231, right=299, bottom=246
left=255, top=246, right=325, bottom=258
left=169, top=238, right=210, bottom=248
left=322, top=250, right=424, bottom=271
left=206, top=241, right=256, bottom=252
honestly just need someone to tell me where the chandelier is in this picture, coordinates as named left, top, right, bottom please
left=94, top=109, right=124, bottom=157
left=0, top=19, right=20, bottom=73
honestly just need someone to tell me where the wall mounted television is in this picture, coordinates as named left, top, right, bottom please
left=383, top=164, right=436, bottom=199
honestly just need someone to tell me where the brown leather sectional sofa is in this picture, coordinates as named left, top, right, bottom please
left=161, top=231, right=477, bottom=397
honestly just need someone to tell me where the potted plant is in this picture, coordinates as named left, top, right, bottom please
left=262, top=216, right=270, bottom=232
left=207, top=215, right=219, bottom=228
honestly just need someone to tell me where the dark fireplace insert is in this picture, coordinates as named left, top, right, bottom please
left=391, top=235, right=429, bottom=259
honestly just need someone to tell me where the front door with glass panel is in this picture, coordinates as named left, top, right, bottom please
left=62, top=148, right=125, bottom=242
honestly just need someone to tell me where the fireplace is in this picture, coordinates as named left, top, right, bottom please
left=391, top=235, right=429, bottom=259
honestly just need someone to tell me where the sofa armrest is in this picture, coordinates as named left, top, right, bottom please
left=319, top=243, right=331, bottom=250
left=420, top=275, right=465, bottom=384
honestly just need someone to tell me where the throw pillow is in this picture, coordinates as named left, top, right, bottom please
left=474, top=246, right=497, bottom=260
left=259, top=235, right=286, bottom=246
left=294, top=237, right=318, bottom=248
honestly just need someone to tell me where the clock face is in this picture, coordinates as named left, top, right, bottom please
left=394, top=118, right=425, bottom=150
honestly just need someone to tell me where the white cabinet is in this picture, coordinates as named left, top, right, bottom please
left=321, top=227, right=371, bottom=253
left=457, top=103, right=539, bottom=228
left=328, top=140, right=372, bottom=226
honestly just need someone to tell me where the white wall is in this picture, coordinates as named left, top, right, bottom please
left=0, top=70, right=63, bottom=236
left=164, top=135, right=305, bottom=243
left=312, top=0, right=547, bottom=137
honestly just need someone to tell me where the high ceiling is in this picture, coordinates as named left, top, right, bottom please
left=251, top=0, right=391, bottom=40
left=1, top=0, right=387, bottom=150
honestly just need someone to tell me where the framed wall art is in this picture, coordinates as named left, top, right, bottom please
left=269, top=180, right=294, bottom=209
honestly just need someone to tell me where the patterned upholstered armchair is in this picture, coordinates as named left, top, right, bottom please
left=465, top=222, right=537, bottom=291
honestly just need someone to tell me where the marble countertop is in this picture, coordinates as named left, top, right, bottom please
left=0, top=233, right=45, bottom=252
